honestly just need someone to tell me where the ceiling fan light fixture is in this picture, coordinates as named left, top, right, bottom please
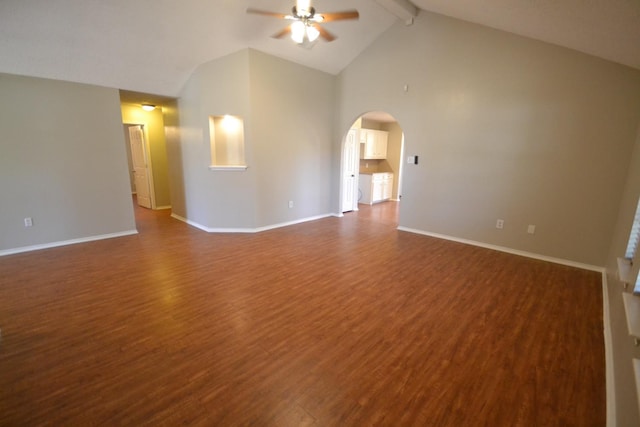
left=306, top=24, right=320, bottom=42
left=247, top=2, right=358, bottom=44
left=291, top=20, right=306, bottom=43
left=290, top=21, right=319, bottom=44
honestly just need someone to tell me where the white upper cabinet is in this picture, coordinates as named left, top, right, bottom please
left=359, top=129, right=388, bottom=159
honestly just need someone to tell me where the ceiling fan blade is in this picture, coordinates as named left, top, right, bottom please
left=246, top=8, right=289, bottom=19
left=317, top=10, right=359, bottom=22
left=272, top=25, right=292, bottom=39
left=313, top=24, right=336, bottom=42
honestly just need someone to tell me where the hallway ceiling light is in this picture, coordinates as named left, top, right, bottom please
left=141, top=104, right=156, bottom=111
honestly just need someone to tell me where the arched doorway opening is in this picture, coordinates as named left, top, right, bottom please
left=340, top=111, right=405, bottom=220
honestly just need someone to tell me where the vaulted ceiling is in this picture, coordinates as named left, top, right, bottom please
left=1, top=0, right=638, bottom=98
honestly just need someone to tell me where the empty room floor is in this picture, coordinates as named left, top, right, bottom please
left=0, top=202, right=605, bottom=425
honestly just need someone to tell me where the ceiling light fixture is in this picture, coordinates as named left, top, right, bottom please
left=141, top=104, right=156, bottom=111
left=247, top=2, right=358, bottom=45
left=290, top=19, right=319, bottom=44
left=305, top=23, right=320, bottom=42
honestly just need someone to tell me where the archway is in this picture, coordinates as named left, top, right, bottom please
left=340, top=111, right=405, bottom=219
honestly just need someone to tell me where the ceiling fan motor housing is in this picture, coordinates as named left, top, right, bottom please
left=293, top=6, right=315, bottom=19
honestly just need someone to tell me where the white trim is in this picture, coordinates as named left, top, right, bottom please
left=0, top=230, right=138, bottom=257
left=208, top=165, right=248, bottom=171
left=154, top=205, right=172, bottom=210
left=618, top=257, right=633, bottom=284
left=602, top=273, right=616, bottom=427
left=622, top=292, right=640, bottom=338
left=170, top=213, right=210, bottom=232
left=397, top=226, right=605, bottom=272
left=170, top=213, right=334, bottom=233
left=253, top=215, right=333, bottom=233
left=633, top=359, right=640, bottom=426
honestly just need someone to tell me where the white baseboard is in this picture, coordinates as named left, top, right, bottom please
left=170, top=213, right=209, bottom=232
left=0, top=230, right=139, bottom=257
left=397, top=226, right=605, bottom=272
left=253, top=214, right=334, bottom=233
left=154, top=205, right=172, bottom=210
left=170, top=213, right=335, bottom=233
left=601, top=272, right=616, bottom=427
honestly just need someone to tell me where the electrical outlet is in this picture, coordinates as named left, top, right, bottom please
left=527, top=225, right=536, bottom=234
left=496, top=219, right=504, bottom=229
left=24, top=217, right=33, bottom=227
left=288, top=201, right=294, bottom=209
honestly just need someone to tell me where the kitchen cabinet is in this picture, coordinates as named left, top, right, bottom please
left=359, top=129, right=388, bottom=159
left=359, top=172, right=394, bottom=205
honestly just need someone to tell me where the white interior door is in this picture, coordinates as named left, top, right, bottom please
left=341, top=129, right=359, bottom=212
left=129, top=125, right=152, bottom=209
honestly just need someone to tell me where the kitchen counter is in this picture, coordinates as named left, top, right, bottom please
left=359, top=172, right=393, bottom=204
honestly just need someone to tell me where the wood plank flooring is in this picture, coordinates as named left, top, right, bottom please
left=0, top=201, right=605, bottom=425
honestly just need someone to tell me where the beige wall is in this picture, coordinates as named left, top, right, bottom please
left=379, top=122, right=403, bottom=200
left=361, top=119, right=382, bottom=130
left=171, top=49, right=335, bottom=230
left=0, top=73, right=136, bottom=252
left=162, top=99, right=184, bottom=216
left=174, top=49, right=255, bottom=228
left=248, top=50, right=335, bottom=227
left=336, top=11, right=640, bottom=267
left=120, top=103, right=172, bottom=208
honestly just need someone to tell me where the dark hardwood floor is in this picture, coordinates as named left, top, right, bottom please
left=0, top=201, right=605, bottom=426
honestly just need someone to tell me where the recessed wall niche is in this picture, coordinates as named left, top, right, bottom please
left=208, top=115, right=247, bottom=171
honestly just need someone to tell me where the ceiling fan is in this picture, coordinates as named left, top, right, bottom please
left=247, top=0, right=359, bottom=45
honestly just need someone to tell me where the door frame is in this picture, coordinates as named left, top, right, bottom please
left=124, top=123, right=156, bottom=209
left=341, top=128, right=360, bottom=213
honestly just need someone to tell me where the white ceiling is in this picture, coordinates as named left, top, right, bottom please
left=0, top=0, right=638, bottom=99
left=411, top=0, right=640, bottom=72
